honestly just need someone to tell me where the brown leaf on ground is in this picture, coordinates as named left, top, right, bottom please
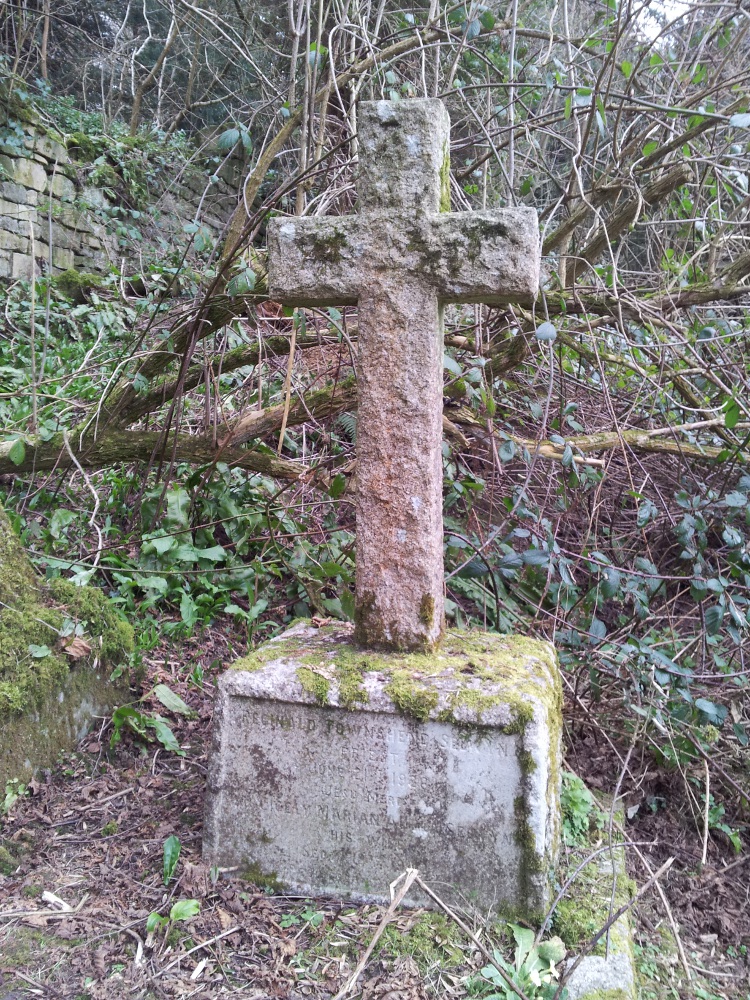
left=62, top=636, right=93, bottom=659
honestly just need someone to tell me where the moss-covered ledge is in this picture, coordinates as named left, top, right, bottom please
left=0, top=506, right=133, bottom=786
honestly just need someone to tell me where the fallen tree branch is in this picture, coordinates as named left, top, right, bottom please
left=568, top=164, right=692, bottom=283
left=0, top=430, right=305, bottom=479
left=120, top=333, right=331, bottom=425
left=448, top=406, right=750, bottom=465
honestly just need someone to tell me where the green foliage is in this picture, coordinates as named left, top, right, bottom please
left=560, top=772, right=596, bottom=846
left=467, top=925, right=567, bottom=1000
left=162, top=835, right=181, bottom=884
left=2, top=779, right=29, bottom=815
left=279, top=903, right=325, bottom=929
left=109, top=681, right=191, bottom=757
left=146, top=897, right=200, bottom=934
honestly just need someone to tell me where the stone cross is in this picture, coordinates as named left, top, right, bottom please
left=267, top=99, right=539, bottom=652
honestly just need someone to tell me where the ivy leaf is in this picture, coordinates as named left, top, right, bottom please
left=340, top=588, right=355, bottom=622
left=217, top=127, right=241, bottom=153
left=28, top=644, right=51, bottom=658
left=535, top=321, right=557, bottom=342
left=725, top=491, right=747, bottom=508
left=690, top=578, right=708, bottom=600
left=8, top=438, right=25, bottom=466
left=637, top=499, right=658, bottom=527
left=443, top=353, right=463, bottom=376
left=588, top=617, right=607, bottom=643
left=329, top=473, right=346, bottom=499
left=601, top=567, right=621, bottom=599
left=226, top=268, right=256, bottom=297
left=457, top=558, right=488, bottom=578
left=695, top=698, right=727, bottom=724
left=479, top=9, right=495, bottom=29
left=723, top=396, right=740, bottom=428
left=523, top=549, right=550, bottom=567
left=704, top=604, right=724, bottom=635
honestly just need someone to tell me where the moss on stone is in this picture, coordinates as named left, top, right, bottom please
left=232, top=624, right=560, bottom=731
left=336, top=658, right=369, bottom=708
left=240, top=860, right=284, bottom=891
left=296, top=666, right=330, bottom=706
left=51, top=268, right=105, bottom=303
left=385, top=669, right=439, bottom=722
left=439, top=140, right=451, bottom=212
left=49, top=578, right=134, bottom=663
left=374, top=911, right=465, bottom=970
left=0, top=505, right=133, bottom=725
left=553, top=841, right=636, bottom=958
left=65, top=131, right=108, bottom=161
left=419, top=593, right=435, bottom=626
left=0, top=844, right=18, bottom=875
left=0, top=507, right=38, bottom=608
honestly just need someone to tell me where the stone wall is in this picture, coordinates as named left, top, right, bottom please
left=0, top=126, right=238, bottom=281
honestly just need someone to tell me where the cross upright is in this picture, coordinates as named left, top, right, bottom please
left=267, top=98, right=540, bottom=652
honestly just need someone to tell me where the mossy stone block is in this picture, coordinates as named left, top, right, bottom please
left=0, top=507, right=133, bottom=786
left=204, top=621, right=562, bottom=917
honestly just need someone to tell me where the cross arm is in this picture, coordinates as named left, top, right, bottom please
left=267, top=206, right=540, bottom=307
left=422, top=207, right=540, bottom=305
left=267, top=215, right=363, bottom=306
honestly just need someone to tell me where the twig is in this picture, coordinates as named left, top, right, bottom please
left=701, top=758, right=710, bottom=866
left=413, top=875, right=533, bottom=1000
left=277, top=316, right=298, bottom=453
left=0, top=892, right=89, bottom=921
left=332, top=868, right=421, bottom=1000
left=151, top=925, right=241, bottom=979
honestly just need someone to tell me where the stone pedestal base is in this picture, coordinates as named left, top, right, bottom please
left=203, top=621, right=562, bottom=917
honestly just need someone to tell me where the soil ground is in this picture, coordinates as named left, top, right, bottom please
left=1, top=622, right=749, bottom=1000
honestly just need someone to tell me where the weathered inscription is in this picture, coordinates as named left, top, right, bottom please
left=208, top=694, right=525, bottom=906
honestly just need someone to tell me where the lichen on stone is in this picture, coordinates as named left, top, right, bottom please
left=309, top=225, right=349, bottom=264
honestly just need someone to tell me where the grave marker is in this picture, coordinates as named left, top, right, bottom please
left=267, top=98, right=540, bottom=651
left=204, top=99, right=558, bottom=916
